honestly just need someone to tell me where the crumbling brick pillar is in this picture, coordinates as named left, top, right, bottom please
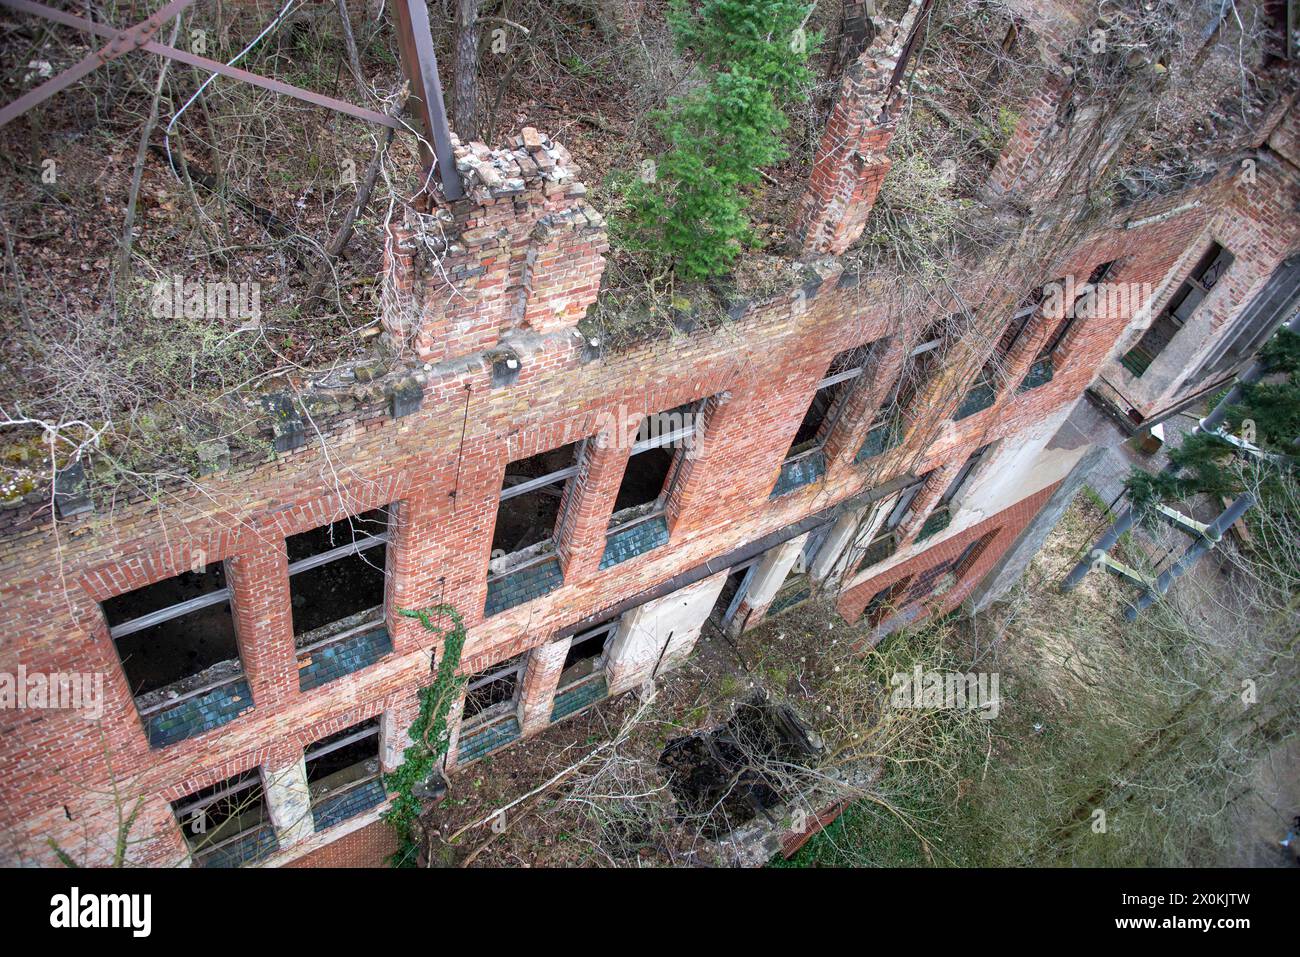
left=381, top=128, right=608, bottom=365
left=794, top=2, right=925, bottom=256
left=896, top=460, right=964, bottom=545
left=983, top=72, right=1071, bottom=199
left=264, top=757, right=315, bottom=848
left=730, top=533, right=808, bottom=633
left=518, top=640, right=569, bottom=736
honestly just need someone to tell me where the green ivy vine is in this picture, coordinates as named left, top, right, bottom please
left=383, top=603, right=467, bottom=867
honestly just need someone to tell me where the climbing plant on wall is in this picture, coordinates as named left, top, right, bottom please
left=619, top=0, right=820, bottom=279
left=383, top=603, right=467, bottom=867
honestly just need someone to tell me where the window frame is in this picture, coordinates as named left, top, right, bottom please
left=1122, top=245, right=1232, bottom=376
left=490, top=439, right=590, bottom=579
left=304, top=718, right=383, bottom=812
left=919, top=446, right=991, bottom=539
left=555, top=618, right=619, bottom=693
left=287, top=506, right=392, bottom=645
left=854, top=479, right=924, bottom=574
left=608, top=402, right=703, bottom=532
left=461, top=655, right=526, bottom=731
left=785, top=346, right=874, bottom=464
left=171, top=768, right=273, bottom=867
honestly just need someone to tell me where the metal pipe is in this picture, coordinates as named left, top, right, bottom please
left=1060, top=506, right=1138, bottom=592
left=1123, top=492, right=1254, bottom=619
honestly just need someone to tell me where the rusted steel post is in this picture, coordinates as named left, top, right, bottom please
left=393, top=0, right=464, bottom=200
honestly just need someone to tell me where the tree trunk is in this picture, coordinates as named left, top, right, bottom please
left=452, top=0, right=482, bottom=142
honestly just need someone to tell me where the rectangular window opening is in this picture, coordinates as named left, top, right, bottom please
left=610, top=401, right=703, bottom=530
left=463, top=655, right=525, bottom=726
left=103, top=561, right=242, bottom=704
left=171, top=768, right=276, bottom=868
left=1122, top=245, right=1232, bottom=376
left=786, top=345, right=873, bottom=461
left=557, top=619, right=618, bottom=689
left=305, top=717, right=384, bottom=829
left=854, top=480, right=923, bottom=574
left=493, top=441, right=584, bottom=569
left=288, top=507, right=390, bottom=646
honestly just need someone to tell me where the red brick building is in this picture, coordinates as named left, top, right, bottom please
left=2, top=2, right=1298, bottom=867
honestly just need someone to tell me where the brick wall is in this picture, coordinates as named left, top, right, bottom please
left=2, top=72, right=1295, bottom=866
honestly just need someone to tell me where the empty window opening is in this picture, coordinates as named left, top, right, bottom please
left=463, top=654, right=525, bottom=726
left=305, top=718, right=381, bottom=811
left=858, top=370, right=906, bottom=461
left=171, top=768, right=275, bottom=868
left=1191, top=252, right=1300, bottom=381
left=558, top=619, right=618, bottom=689
left=786, top=346, right=873, bottom=461
left=610, top=402, right=702, bottom=528
left=710, top=558, right=760, bottom=631
left=855, top=479, right=925, bottom=574
left=287, top=507, right=389, bottom=645
left=769, top=528, right=827, bottom=617
left=1123, top=245, right=1233, bottom=376
left=919, top=445, right=991, bottom=540
left=901, top=315, right=963, bottom=409
left=103, top=561, right=241, bottom=701
left=493, top=441, right=584, bottom=565
left=1020, top=262, right=1116, bottom=391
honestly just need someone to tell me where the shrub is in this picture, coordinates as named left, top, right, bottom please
left=620, top=0, right=818, bottom=279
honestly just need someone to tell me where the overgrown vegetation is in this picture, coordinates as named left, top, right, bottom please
left=616, top=0, right=820, bottom=278
left=383, top=604, right=467, bottom=868
left=782, top=491, right=1299, bottom=867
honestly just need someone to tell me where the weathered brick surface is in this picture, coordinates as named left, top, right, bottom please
left=1, top=77, right=1294, bottom=867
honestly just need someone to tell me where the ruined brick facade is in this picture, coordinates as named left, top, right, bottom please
left=2, top=9, right=1298, bottom=868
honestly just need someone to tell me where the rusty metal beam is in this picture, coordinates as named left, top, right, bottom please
left=393, top=0, right=463, bottom=199
left=0, top=0, right=195, bottom=126
left=0, top=0, right=402, bottom=130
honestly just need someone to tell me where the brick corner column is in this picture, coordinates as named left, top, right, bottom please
left=518, top=640, right=569, bottom=736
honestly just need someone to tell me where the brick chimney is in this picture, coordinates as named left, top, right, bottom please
left=382, top=128, right=609, bottom=365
